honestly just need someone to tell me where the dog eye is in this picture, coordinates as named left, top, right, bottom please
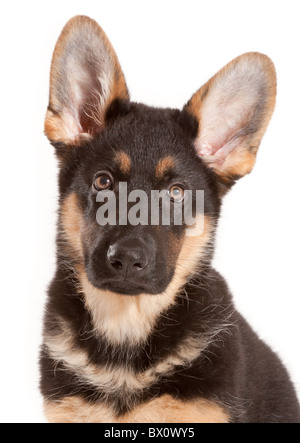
left=94, top=173, right=113, bottom=191
left=168, top=185, right=185, bottom=202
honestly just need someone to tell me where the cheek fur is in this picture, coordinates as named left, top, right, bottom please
left=60, top=192, right=84, bottom=259
left=172, top=214, right=214, bottom=283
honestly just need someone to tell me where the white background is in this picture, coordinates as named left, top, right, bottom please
left=0, top=0, right=299, bottom=423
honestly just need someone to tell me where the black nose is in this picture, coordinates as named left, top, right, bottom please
left=107, top=239, right=149, bottom=278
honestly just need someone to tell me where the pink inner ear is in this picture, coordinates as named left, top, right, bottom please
left=196, top=133, right=240, bottom=164
left=194, top=98, right=252, bottom=165
left=195, top=111, right=241, bottom=161
left=193, top=58, right=265, bottom=165
left=197, top=143, right=215, bottom=157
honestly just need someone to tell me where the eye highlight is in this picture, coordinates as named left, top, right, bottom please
left=93, top=173, right=114, bottom=191
left=168, top=185, right=185, bottom=203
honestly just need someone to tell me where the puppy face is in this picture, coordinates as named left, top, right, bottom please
left=46, top=16, right=276, bottom=297
left=59, top=104, right=219, bottom=296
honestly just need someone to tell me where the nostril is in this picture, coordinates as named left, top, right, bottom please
left=107, top=245, right=124, bottom=271
left=110, top=259, right=123, bottom=270
left=133, top=261, right=148, bottom=271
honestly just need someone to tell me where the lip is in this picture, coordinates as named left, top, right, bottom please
left=86, top=266, right=169, bottom=296
left=103, top=280, right=146, bottom=296
left=89, top=276, right=150, bottom=296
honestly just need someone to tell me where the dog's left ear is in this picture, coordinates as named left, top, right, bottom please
left=184, top=53, right=276, bottom=185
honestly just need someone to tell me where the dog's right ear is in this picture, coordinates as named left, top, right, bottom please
left=45, top=16, right=129, bottom=146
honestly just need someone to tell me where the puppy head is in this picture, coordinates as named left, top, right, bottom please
left=46, top=16, right=276, bottom=298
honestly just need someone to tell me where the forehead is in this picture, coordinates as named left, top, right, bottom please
left=83, top=104, right=200, bottom=181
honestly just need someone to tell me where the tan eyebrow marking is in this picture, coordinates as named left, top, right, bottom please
left=155, top=156, right=176, bottom=179
left=114, top=151, right=131, bottom=175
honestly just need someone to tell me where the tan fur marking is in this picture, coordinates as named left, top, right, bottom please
left=174, top=214, right=213, bottom=281
left=45, top=322, right=216, bottom=396
left=44, top=395, right=229, bottom=423
left=80, top=274, right=176, bottom=345
left=218, top=147, right=257, bottom=180
left=114, top=151, right=131, bottom=175
left=44, top=397, right=115, bottom=423
left=60, top=192, right=84, bottom=258
left=122, top=395, right=229, bottom=423
left=155, top=156, right=176, bottom=179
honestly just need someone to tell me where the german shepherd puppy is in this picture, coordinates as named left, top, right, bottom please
left=40, top=16, right=300, bottom=423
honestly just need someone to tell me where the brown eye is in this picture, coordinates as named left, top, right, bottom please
left=94, top=173, right=113, bottom=191
left=169, top=185, right=185, bottom=202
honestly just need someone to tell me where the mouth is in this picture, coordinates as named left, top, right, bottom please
left=102, top=280, right=147, bottom=296
left=88, top=275, right=154, bottom=296
left=86, top=261, right=171, bottom=296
